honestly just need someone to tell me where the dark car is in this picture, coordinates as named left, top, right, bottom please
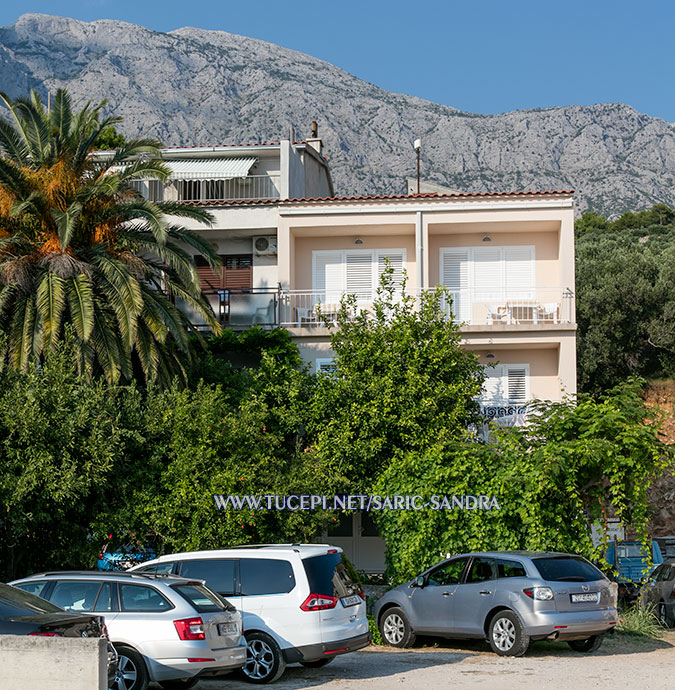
left=639, top=559, right=675, bottom=627
left=0, top=582, right=117, bottom=685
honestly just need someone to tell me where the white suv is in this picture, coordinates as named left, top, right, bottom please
left=131, top=544, right=370, bottom=683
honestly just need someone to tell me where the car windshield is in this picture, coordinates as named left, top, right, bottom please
left=532, top=556, right=605, bottom=582
left=303, top=552, right=360, bottom=598
left=0, top=583, right=63, bottom=616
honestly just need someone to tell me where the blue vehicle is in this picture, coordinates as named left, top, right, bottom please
left=604, top=540, right=663, bottom=602
left=97, top=533, right=156, bottom=571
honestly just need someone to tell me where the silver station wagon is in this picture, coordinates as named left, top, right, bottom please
left=11, top=571, right=246, bottom=690
left=374, top=551, right=618, bottom=656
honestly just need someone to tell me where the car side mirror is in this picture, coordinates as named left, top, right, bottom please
left=415, top=575, right=426, bottom=588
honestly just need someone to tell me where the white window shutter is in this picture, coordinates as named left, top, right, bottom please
left=314, top=251, right=344, bottom=302
left=441, top=249, right=470, bottom=322
left=481, top=366, right=504, bottom=404
left=377, top=250, right=405, bottom=291
left=504, top=246, right=535, bottom=300
left=346, top=251, right=374, bottom=301
left=316, top=358, right=337, bottom=374
left=506, top=366, right=528, bottom=402
left=473, top=246, right=504, bottom=302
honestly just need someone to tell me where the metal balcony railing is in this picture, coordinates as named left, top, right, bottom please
left=279, top=287, right=575, bottom=328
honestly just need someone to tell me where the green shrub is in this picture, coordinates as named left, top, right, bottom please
left=367, top=614, right=383, bottom=646
left=616, top=605, right=662, bottom=638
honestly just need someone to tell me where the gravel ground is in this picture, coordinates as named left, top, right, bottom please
left=182, top=632, right=675, bottom=690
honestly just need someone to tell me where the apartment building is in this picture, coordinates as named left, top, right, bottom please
left=133, top=134, right=577, bottom=571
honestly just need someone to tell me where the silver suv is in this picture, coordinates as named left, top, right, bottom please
left=374, top=551, right=618, bottom=656
left=11, top=571, right=246, bottom=690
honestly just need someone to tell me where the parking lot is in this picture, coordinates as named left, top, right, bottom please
left=192, top=632, right=675, bottom=690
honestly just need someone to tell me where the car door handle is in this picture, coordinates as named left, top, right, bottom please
left=479, top=590, right=491, bottom=595
left=442, top=591, right=453, bottom=596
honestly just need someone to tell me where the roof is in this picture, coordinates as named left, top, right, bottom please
left=185, top=189, right=575, bottom=208
left=133, top=544, right=340, bottom=565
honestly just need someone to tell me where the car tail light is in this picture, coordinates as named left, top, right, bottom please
left=188, top=658, right=215, bottom=662
left=523, top=587, right=554, bottom=601
left=29, top=632, right=62, bottom=637
left=327, top=549, right=338, bottom=554
left=300, top=593, right=338, bottom=611
left=174, top=617, right=205, bottom=640
left=359, top=588, right=366, bottom=600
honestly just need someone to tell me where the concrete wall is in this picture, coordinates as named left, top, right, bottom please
left=0, top=635, right=107, bottom=690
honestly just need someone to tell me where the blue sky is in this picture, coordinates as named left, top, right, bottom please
left=1, top=1, right=674, bottom=122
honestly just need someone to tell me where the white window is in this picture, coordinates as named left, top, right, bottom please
left=481, top=364, right=530, bottom=404
left=440, top=245, right=535, bottom=304
left=316, top=358, right=337, bottom=374
left=312, top=249, right=406, bottom=302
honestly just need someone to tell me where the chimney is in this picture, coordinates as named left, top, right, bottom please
left=306, top=120, right=323, bottom=154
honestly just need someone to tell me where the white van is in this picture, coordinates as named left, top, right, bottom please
left=131, top=544, right=370, bottom=683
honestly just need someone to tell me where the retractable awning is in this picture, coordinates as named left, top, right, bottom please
left=164, top=157, right=258, bottom=180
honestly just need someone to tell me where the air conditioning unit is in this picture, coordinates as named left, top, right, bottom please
left=253, top=235, right=278, bottom=256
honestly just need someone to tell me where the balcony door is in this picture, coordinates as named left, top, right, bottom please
left=440, top=246, right=535, bottom=323
left=312, top=249, right=405, bottom=304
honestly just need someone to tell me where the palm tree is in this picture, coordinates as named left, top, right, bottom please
left=0, top=88, right=220, bottom=386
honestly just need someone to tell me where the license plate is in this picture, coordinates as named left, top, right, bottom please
left=218, top=622, right=238, bottom=635
left=341, top=595, right=361, bottom=607
left=571, top=592, right=599, bottom=603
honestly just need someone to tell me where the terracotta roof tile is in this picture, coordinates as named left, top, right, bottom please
left=184, top=189, right=575, bottom=208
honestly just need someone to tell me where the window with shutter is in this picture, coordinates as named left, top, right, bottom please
left=312, top=249, right=406, bottom=302
left=316, top=358, right=337, bottom=374
left=194, top=255, right=223, bottom=291
left=481, top=366, right=505, bottom=404
left=440, top=249, right=470, bottom=322
left=504, top=246, right=535, bottom=300
left=506, top=366, right=529, bottom=402
left=473, top=247, right=504, bottom=302
left=314, top=251, right=344, bottom=303
left=346, top=252, right=374, bottom=301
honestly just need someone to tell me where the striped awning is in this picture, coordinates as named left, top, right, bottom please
left=164, top=157, right=258, bottom=180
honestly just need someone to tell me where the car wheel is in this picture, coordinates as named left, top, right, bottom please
left=158, top=680, right=199, bottom=690
left=488, top=610, right=530, bottom=657
left=239, top=631, right=286, bottom=684
left=300, top=657, right=334, bottom=668
left=568, top=635, right=603, bottom=653
left=657, top=602, right=674, bottom=628
left=379, top=607, right=416, bottom=648
left=112, top=646, right=149, bottom=690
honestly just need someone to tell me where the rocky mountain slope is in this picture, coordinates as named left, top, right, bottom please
left=1, top=13, right=675, bottom=216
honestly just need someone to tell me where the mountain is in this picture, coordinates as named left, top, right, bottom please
left=1, top=13, right=675, bottom=216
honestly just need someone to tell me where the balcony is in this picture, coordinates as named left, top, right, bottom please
left=184, top=286, right=574, bottom=331
left=136, top=174, right=281, bottom=203
left=278, top=287, right=575, bottom=329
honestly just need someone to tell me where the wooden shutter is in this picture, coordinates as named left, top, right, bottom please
left=506, top=366, right=528, bottom=402
left=504, top=246, right=535, bottom=300
left=346, top=251, right=374, bottom=301
left=194, top=255, right=223, bottom=291
left=441, top=249, right=470, bottom=322
left=222, top=255, right=252, bottom=289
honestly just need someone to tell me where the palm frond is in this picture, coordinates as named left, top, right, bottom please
left=36, top=271, right=66, bottom=351
left=66, top=274, right=95, bottom=342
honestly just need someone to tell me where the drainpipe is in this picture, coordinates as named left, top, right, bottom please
left=415, top=211, right=424, bottom=292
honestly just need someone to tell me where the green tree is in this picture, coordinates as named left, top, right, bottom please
left=0, top=88, right=219, bottom=386
left=0, top=340, right=145, bottom=580
left=375, top=381, right=673, bottom=582
left=309, top=269, right=485, bottom=490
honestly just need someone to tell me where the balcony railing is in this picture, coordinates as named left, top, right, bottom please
left=183, top=288, right=281, bottom=329
left=279, top=287, right=575, bottom=328
left=138, top=175, right=281, bottom=202
left=479, top=402, right=529, bottom=426
left=183, top=286, right=574, bottom=331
